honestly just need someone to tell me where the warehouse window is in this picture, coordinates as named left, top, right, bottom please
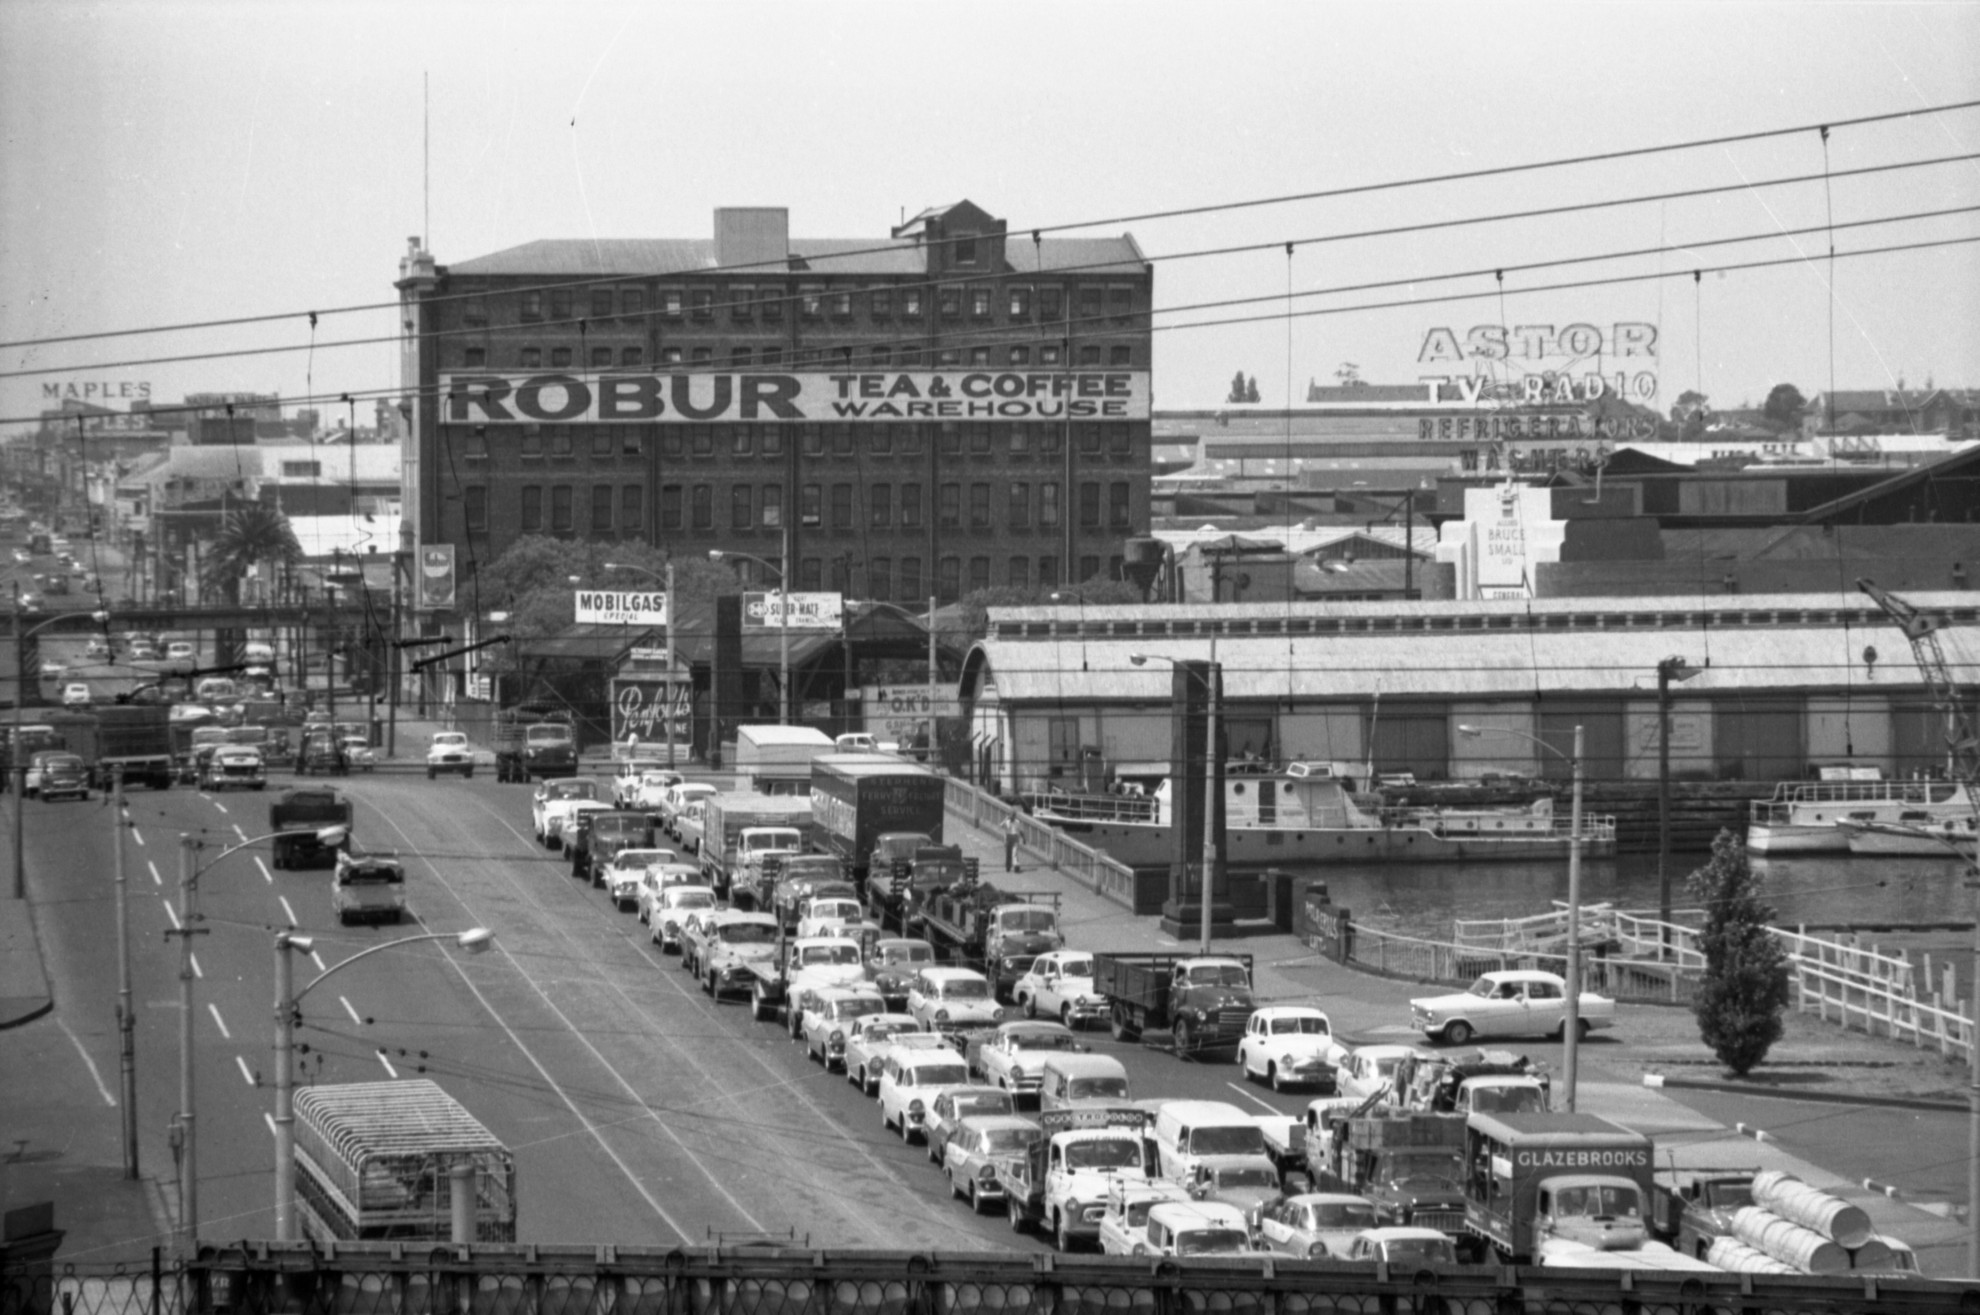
left=1010, top=286, right=1032, bottom=319
left=520, top=347, right=542, bottom=369
left=1008, top=483, right=1030, bottom=529
left=969, top=556, right=990, bottom=593
left=1109, top=481, right=1131, bottom=530
left=550, top=485, right=574, bottom=535
left=591, top=346, right=612, bottom=368
left=620, top=485, right=642, bottom=535
left=463, top=347, right=485, bottom=368
left=690, top=289, right=713, bottom=320
left=732, top=484, right=753, bottom=530
left=591, top=485, right=614, bottom=533
left=900, top=483, right=922, bottom=529
left=800, top=484, right=821, bottom=527
left=938, top=483, right=961, bottom=528
left=619, top=287, right=644, bottom=317
left=871, top=288, right=892, bottom=318
left=831, top=482, right=854, bottom=529
left=870, top=484, right=892, bottom=528
left=937, top=556, right=961, bottom=603
left=659, top=484, right=682, bottom=529
left=1079, top=482, right=1101, bottom=530
left=731, top=285, right=753, bottom=320
left=761, top=484, right=783, bottom=527
left=464, top=486, right=487, bottom=533
left=870, top=557, right=891, bottom=601
left=590, top=289, right=613, bottom=318
left=969, top=482, right=991, bottom=529
left=520, top=291, right=544, bottom=322
left=620, top=346, right=642, bottom=367
left=691, top=484, right=713, bottom=530
left=1007, top=556, right=1029, bottom=588
left=759, top=286, right=783, bottom=321
left=658, top=288, right=683, bottom=317
left=551, top=289, right=573, bottom=320
left=900, top=557, right=922, bottom=602
left=520, top=486, right=542, bottom=532
left=551, top=347, right=573, bottom=368
left=1040, top=482, right=1061, bottom=527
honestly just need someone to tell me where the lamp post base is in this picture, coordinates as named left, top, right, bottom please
left=1160, top=899, right=1241, bottom=942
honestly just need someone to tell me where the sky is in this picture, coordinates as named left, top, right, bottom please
left=2, top=0, right=1977, bottom=435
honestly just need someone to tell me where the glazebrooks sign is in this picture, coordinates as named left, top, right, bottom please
left=441, top=371, right=1149, bottom=424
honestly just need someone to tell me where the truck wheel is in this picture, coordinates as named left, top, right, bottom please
left=751, top=993, right=770, bottom=1022
left=1022, top=994, right=1037, bottom=1020
left=1174, top=1018, right=1195, bottom=1057
left=1054, top=1211, right=1076, bottom=1253
left=1110, top=1008, right=1138, bottom=1042
left=1444, top=1020, right=1474, bottom=1046
left=1558, top=1017, right=1591, bottom=1041
left=427, top=768, right=436, bottom=780
left=1008, top=1196, right=1027, bottom=1233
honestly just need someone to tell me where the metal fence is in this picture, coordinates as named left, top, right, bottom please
left=8, top=1245, right=1979, bottom=1315
left=944, top=778, right=1140, bottom=912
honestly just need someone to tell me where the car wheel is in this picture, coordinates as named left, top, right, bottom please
left=427, top=768, right=436, bottom=780
left=969, top=1181, right=983, bottom=1214
left=1174, top=1018, right=1195, bottom=1058
left=927, top=1137, right=940, bottom=1165
left=1445, top=1020, right=1474, bottom=1046
left=464, top=768, right=474, bottom=779
left=1022, top=994, right=1037, bottom=1020
left=1271, top=1064, right=1289, bottom=1094
left=1110, top=1007, right=1138, bottom=1042
left=1061, top=1004, right=1078, bottom=1030
left=1559, top=1017, right=1592, bottom=1041
left=949, top=1171, right=963, bottom=1201
left=701, top=971, right=714, bottom=996
left=1008, top=1196, right=1027, bottom=1233
left=900, top=1119, right=913, bottom=1145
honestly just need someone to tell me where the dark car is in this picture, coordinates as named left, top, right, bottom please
left=28, top=751, right=91, bottom=802
left=297, top=730, right=347, bottom=777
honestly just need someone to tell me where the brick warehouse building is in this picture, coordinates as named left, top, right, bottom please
left=395, top=202, right=1153, bottom=605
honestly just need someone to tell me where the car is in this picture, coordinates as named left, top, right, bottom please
left=340, top=736, right=377, bottom=772
left=658, top=781, right=718, bottom=839
left=1013, top=950, right=1107, bottom=1029
left=1256, top=1192, right=1382, bottom=1260
left=974, top=1020, right=1085, bottom=1100
left=676, top=906, right=725, bottom=976
left=199, top=745, right=266, bottom=792
left=632, top=769, right=682, bottom=810
left=698, top=910, right=780, bottom=1000
left=1410, top=970, right=1616, bottom=1045
left=942, top=1114, right=1044, bottom=1214
left=1237, top=1006, right=1349, bottom=1093
left=773, top=936, right=870, bottom=1031
left=795, top=896, right=864, bottom=940
left=25, top=751, right=90, bottom=801
left=1137, top=1201, right=1257, bottom=1259
left=1334, top=1044, right=1434, bottom=1104
left=127, top=642, right=159, bottom=662
left=613, top=760, right=677, bottom=807
left=296, top=730, right=346, bottom=776
left=797, top=984, right=887, bottom=1069
left=1345, top=1226, right=1458, bottom=1266
left=60, top=682, right=91, bottom=708
left=532, top=777, right=604, bottom=847
left=924, top=1084, right=1017, bottom=1166
left=164, top=641, right=196, bottom=670
left=1099, top=1179, right=1195, bottom=1255
left=842, top=1014, right=930, bottom=1095
left=16, top=593, right=42, bottom=614
left=877, top=1046, right=974, bottom=1143
left=426, top=731, right=475, bottom=778
left=864, top=937, right=938, bottom=1012
left=83, top=638, right=112, bottom=661
left=605, top=849, right=681, bottom=912
left=906, top=966, right=1003, bottom=1034
left=646, top=883, right=715, bottom=949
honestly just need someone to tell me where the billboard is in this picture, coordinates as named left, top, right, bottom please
left=575, top=590, right=670, bottom=626
left=611, top=676, right=691, bottom=743
left=416, top=544, right=457, bottom=610
left=861, top=684, right=957, bottom=747
left=744, top=591, right=841, bottom=631
left=442, top=370, right=1149, bottom=425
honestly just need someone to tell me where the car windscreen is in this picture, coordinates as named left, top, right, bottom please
left=1176, top=1229, right=1249, bottom=1256
left=880, top=945, right=935, bottom=966
left=551, top=780, right=599, bottom=800
left=1186, top=964, right=1251, bottom=987
left=668, top=891, right=715, bottom=909
left=939, top=978, right=989, bottom=999
left=1064, top=1138, right=1140, bottom=1170
left=982, top=1127, right=1042, bottom=1155
left=1271, top=1016, right=1330, bottom=1035
left=909, top=1063, right=969, bottom=1087
left=954, top=1091, right=1014, bottom=1116
left=999, top=908, right=1057, bottom=932
left=593, top=817, right=649, bottom=839
left=1188, top=1125, right=1265, bottom=1156
left=1213, top=1166, right=1278, bottom=1189
left=799, top=944, right=860, bottom=966
left=1311, top=1202, right=1378, bottom=1229
left=1383, top=1238, right=1454, bottom=1265
left=720, top=923, right=775, bottom=944
left=830, top=997, right=884, bottom=1020
left=1068, top=1077, right=1129, bottom=1100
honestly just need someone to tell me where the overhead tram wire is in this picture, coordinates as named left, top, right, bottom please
left=7, top=94, right=1975, bottom=355
left=9, top=150, right=1976, bottom=390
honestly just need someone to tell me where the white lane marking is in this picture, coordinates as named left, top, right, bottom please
left=376, top=1050, right=399, bottom=1078
left=311, top=950, right=326, bottom=971
left=57, top=1018, right=117, bottom=1107
left=191, top=954, right=203, bottom=979
left=232, top=824, right=247, bottom=843
left=207, top=1003, right=232, bottom=1039
left=278, top=896, right=299, bottom=927
left=148, top=860, right=162, bottom=886
left=162, top=900, right=180, bottom=929
left=341, top=995, right=362, bottom=1025
left=129, top=827, right=144, bottom=847
left=255, top=857, right=272, bottom=884
left=212, top=801, right=229, bottom=816
left=236, top=1055, right=256, bottom=1087
left=264, top=1112, right=276, bottom=1137
left=1225, top=1081, right=1285, bottom=1115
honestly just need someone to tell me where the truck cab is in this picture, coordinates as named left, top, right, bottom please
left=999, top=1108, right=1154, bottom=1251
left=1150, top=1101, right=1277, bottom=1205
left=1139, top=1201, right=1256, bottom=1258
left=1394, top=1049, right=1551, bottom=1117
left=1463, top=1112, right=1658, bottom=1264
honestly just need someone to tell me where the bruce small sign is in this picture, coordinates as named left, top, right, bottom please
left=574, top=590, right=669, bottom=626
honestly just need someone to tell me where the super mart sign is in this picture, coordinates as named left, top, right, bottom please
left=442, top=371, right=1148, bottom=424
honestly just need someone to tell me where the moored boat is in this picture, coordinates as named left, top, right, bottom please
left=1839, top=814, right=1978, bottom=859
left=1747, top=771, right=1975, bottom=855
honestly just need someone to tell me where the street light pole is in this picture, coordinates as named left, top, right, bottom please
left=1656, top=656, right=1697, bottom=933
left=113, top=772, right=137, bottom=1178
left=709, top=551, right=791, bottom=726
left=273, top=926, right=495, bottom=1241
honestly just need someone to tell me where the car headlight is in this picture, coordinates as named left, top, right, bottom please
left=1010, top=1066, right=1025, bottom=1082
left=935, top=1009, right=949, bottom=1023
left=829, top=1030, right=844, bottom=1046
left=992, top=1007, right=1006, bottom=1022
left=977, top=1164, right=997, bottom=1181
left=908, top=1099, right=925, bottom=1115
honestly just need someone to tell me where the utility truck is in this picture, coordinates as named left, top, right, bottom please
left=1392, top=1049, right=1551, bottom=1117
left=908, top=878, right=1063, bottom=998
left=269, top=787, right=352, bottom=869
left=810, top=754, right=944, bottom=885
left=493, top=709, right=576, bottom=783
left=733, top=724, right=835, bottom=795
left=1093, top=952, right=1256, bottom=1057
left=695, top=792, right=814, bottom=899
left=1306, top=1106, right=1470, bottom=1249
left=996, top=1107, right=1154, bottom=1252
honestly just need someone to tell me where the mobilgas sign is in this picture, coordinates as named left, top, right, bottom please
left=574, top=591, right=670, bottom=626
left=442, top=371, right=1149, bottom=424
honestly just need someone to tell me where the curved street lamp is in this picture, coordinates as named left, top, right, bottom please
left=168, top=824, right=349, bottom=1247
left=1458, top=722, right=1586, bottom=1111
left=272, top=926, right=496, bottom=1241
left=710, top=550, right=790, bottom=725
left=1130, top=644, right=1219, bottom=955
left=603, top=561, right=677, bottom=768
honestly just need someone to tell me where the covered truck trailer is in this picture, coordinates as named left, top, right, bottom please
left=810, top=753, right=945, bottom=884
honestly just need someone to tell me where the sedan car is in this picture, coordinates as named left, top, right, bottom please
left=924, top=1084, right=1017, bottom=1167
left=974, top=1020, right=1084, bottom=1100
left=1256, top=1192, right=1382, bottom=1261
left=83, top=638, right=112, bottom=661
left=1014, top=950, right=1107, bottom=1028
left=906, top=966, right=1003, bottom=1033
left=1345, top=1227, right=1458, bottom=1266
left=1410, top=970, right=1616, bottom=1045
left=795, top=896, right=864, bottom=940
left=1099, top=1180, right=1194, bottom=1256
left=877, top=1047, right=973, bottom=1143
left=426, top=731, right=475, bottom=779
left=340, top=736, right=377, bottom=772
left=164, top=641, right=196, bottom=670
left=698, top=910, right=780, bottom=1000
left=25, top=751, right=90, bottom=801
left=865, top=938, right=938, bottom=1012
left=842, top=1014, right=928, bottom=1095
left=60, top=682, right=91, bottom=708
left=1335, top=1044, right=1434, bottom=1104
left=645, top=883, right=715, bottom=950
left=613, top=760, right=678, bottom=808
left=1237, top=1006, right=1349, bottom=1093
left=532, top=777, right=604, bottom=847
left=942, top=1114, right=1044, bottom=1214
left=797, top=985, right=887, bottom=1069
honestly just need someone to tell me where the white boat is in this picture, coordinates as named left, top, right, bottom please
left=1747, top=772, right=1975, bottom=855
left=1033, top=760, right=1616, bottom=872
left=1840, top=814, right=1978, bottom=859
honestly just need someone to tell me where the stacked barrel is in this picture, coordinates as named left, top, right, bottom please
left=1710, top=1171, right=1883, bottom=1275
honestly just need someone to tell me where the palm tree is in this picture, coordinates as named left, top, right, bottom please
left=205, top=503, right=302, bottom=603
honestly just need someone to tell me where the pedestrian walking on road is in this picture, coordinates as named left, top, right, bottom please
left=1002, top=812, right=1021, bottom=872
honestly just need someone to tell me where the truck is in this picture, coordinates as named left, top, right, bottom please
left=733, top=724, right=836, bottom=796
left=1092, top=952, right=1257, bottom=1057
left=1464, top=1112, right=1693, bottom=1268
left=291, top=1078, right=516, bottom=1242
left=908, top=878, right=1064, bottom=999
left=736, top=851, right=844, bottom=915
left=569, top=809, right=655, bottom=883
left=269, top=787, right=353, bottom=869
left=1650, top=1168, right=1756, bottom=1258
left=863, top=834, right=947, bottom=929
left=696, top=792, right=815, bottom=899
left=57, top=706, right=175, bottom=790
left=995, top=1106, right=1154, bottom=1252
left=1392, top=1049, right=1551, bottom=1117
left=1306, top=1108, right=1471, bottom=1250
left=332, top=850, right=407, bottom=925
left=492, top=708, right=576, bottom=783
left=810, top=753, right=945, bottom=886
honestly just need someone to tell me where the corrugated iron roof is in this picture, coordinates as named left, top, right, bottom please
left=445, top=236, right=1145, bottom=279
left=293, top=1079, right=504, bottom=1158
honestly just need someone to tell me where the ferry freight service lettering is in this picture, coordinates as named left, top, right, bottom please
left=442, top=371, right=1150, bottom=424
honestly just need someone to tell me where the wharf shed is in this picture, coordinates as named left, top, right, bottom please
left=957, top=592, right=1978, bottom=795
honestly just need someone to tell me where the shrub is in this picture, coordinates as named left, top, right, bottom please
left=1686, top=829, right=1793, bottom=1076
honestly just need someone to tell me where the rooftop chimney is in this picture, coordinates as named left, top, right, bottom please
left=714, top=208, right=790, bottom=270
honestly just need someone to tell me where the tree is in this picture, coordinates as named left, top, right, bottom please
left=1226, top=371, right=1249, bottom=404
left=1686, top=830, right=1793, bottom=1076
left=474, top=536, right=745, bottom=658
left=1762, top=383, right=1807, bottom=432
left=203, top=503, right=301, bottom=603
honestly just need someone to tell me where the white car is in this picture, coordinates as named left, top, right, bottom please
left=1257, top=1192, right=1382, bottom=1261
left=1099, top=1180, right=1194, bottom=1255
left=795, top=896, right=864, bottom=940
left=659, top=782, right=718, bottom=838
left=797, top=984, right=888, bottom=1069
left=1345, top=1227, right=1458, bottom=1266
left=425, top=731, right=475, bottom=779
left=164, top=640, right=196, bottom=670
left=1335, top=1044, right=1434, bottom=1104
left=613, top=760, right=676, bottom=807
left=1138, top=1201, right=1257, bottom=1259
left=633, top=770, right=682, bottom=809
left=1411, top=970, right=1616, bottom=1045
left=60, top=682, right=91, bottom=708
left=1013, top=950, right=1106, bottom=1028
left=1237, top=1006, right=1350, bottom=1093
left=907, top=966, right=1004, bottom=1033
left=974, top=1020, right=1085, bottom=1099
left=601, top=848, right=681, bottom=911
left=698, top=910, right=780, bottom=1000
left=532, top=777, right=605, bottom=846
left=878, top=1046, right=974, bottom=1143
left=842, top=1014, right=933, bottom=1095
left=645, top=883, right=715, bottom=949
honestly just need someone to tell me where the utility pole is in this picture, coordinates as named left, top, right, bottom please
left=171, top=834, right=205, bottom=1248
left=113, top=772, right=137, bottom=1178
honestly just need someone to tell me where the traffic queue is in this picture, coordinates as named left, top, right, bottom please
left=506, top=736, right=1918, bottom=1275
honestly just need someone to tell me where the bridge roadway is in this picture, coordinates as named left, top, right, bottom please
left=18, top=768, right=1975, bottom=1266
